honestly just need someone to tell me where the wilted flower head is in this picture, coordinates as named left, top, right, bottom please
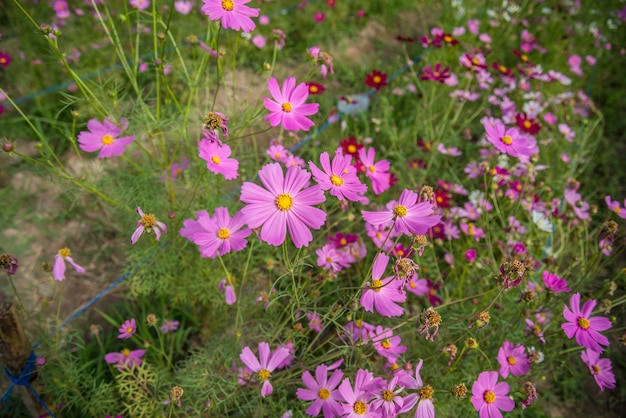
left=52, top=247, right=85, bottom=281
left=0, top=254, right=18, bottom=276
left=131, top=207, right=167, bottom=245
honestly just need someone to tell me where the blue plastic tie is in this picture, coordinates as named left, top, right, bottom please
left=1, top=352, right=56, bottom=417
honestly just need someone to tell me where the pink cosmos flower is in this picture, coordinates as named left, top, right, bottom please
left=360, top=253, right=406, bottom=317
left=201, top=0, right=259, bottom=33
left=497, top=341, right=530, bottom=378
left=252, top=35, right=266, bottom=48
left=240, top=163, right=326, bottom=248
left=524, top=318, right=546, bottom=344
left=370, top=326, right=407, bottom=362
left=605, top=195, right=626, bottom=219
left=337, top=371, right=379, bottom=418
left=471, top=371, right=515, bottom=418
left=77, top=117, right=135, bottom=158
left=52, top=247, right=85, bottom=281
left=357, top=147, right=390, bottom=195
left=219, top=277, right=237, bottom=305
left=174, top=1, right=193, bottom=14
left=420, top=63, right=451, bottom=83
left=398, top=359, right=435, bottom=418
left=581, top=349, right=616, bottom=391
left=309, top=150, right=368, bottom=202
left=160, top=157, right=189, bottom=182
left=239, top=342, right=290, bottom=398
left=562, top=292, right=612, bottom=353
left=362, top=189, right=441, bottom=237
left=118, top=319, right=136, bottom=339
left=564, top=188, right=590, bottom=220
left=179, top=207, right=251, bottom=258
left=483, top=118, right=535, bottom=161
left=316, top=243, right=351, bottom=272
left=307, top=312, right=323, bottom=333
left=198, top=140, right=239, bottom=180
left=160, top=319, right=180, bottom=333
left=296, top=364, right=344, bottom=418
left=370, top=376, right=404, bottom=416
left=104, top=348, right=146, bottom=370
left=460, top=222, right=485, bottom=240
left=130, top=207, right=167, bottom=245
left=130, top=0, right=150, bottom=10
left=344, top=320, right=375, bottom=344
left=542, top=271, right=571, bottom=293
left=264, top=77, right=319, bottom=131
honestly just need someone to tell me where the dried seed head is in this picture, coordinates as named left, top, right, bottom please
left=476, top=311, right=491, bottom=328
left=396, top=258, right=415, bottom=278
left=453, top=383, right=468, bottom=399
left=170, top=386, right=184, bottom=399
left=146, top=314, right=158, bottom=326
left=42, top=262, right=52, bottom=273
left=522, top=289, right=536, bottom=302
left=422, top=307, right=442, bottom=328
left=599, top=299, right=612, bottom=315
left=604, top=220, right=618, bottom=235
left=420, top=185, right=434, bottom=202
left=465, top=337, right=478, bottom=349
left=203, top=112, right=224, bottom=131
left=0, top=254, right=18, bottom=275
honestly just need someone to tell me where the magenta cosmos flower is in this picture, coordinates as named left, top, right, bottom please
left=160, top=318, right=180, bottom=333
left=370, top=325, right=407, bottom=362
left=296, top=364, right=344, bottom=418
left=104, top=348, right=145, bottom=370
left=357, top=147, right=390, bottom=195
left=118, top=318, right=136, bottom=339
left=198, top=140, right=239, bottom=180
left=605, top=195, right=626, bottom=219
left=240, top=163, right=326, bottom=248
left=77, top=117, right=135, bottom=158
left=362, top=189, right=442, bottom=237
left=201, top=0, right=259, bottom=33
left=496, top=341, right=530, bottom=378
left=264, top=76, right=319, bottom=131
left=239, top=342, right=290, bottom=398
left=471, top=371, right=515, bottom=418
left=542, top=271, right=571, bottom=293
left=483, top=118, right=535, bottom=161
left=360, top=252, right=406, bottom=317
left=337, top=370, right=379, bottom=418
left=562, top=292, right=612, bottom=353
left=398, top=359, right=435, bottom=418
left=180, top=207, right=250, bottom=258
left=309, top=150, right=368, bottom=203
left=131, top=207, right=167, bottom=244
left=581, top=349, right=616, bottom=391
left=52, top=247, right=85, bottom=281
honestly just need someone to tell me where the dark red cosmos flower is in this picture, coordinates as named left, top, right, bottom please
left=395, top=35, right=415, bottom=43
left=428, top=223, right=445, bottom=240
left=340, top=136, right=363, bottom=160
left=515, top=113, right=541, bottom=135
left=407, top=158, right=427, bottom=170
left=365, top=69, right=388, bottom=90
left=420, top=63, right=451, bottom=83
left=440, top=33, right=459, bottom=46
left=0, top=52, right=11, bottom=67
left=492, top=62, right=513, bottom=77
left=426, top=280, right=443, bottom=306
left=417, top=139, right=433, bottom=152
left=388, top=172, right=398, bottom=187
left=328, top=232, right=357, bottom=248
left=513, top=49, right=532, bottom=64
left=434, top=189, right=452, bottom=208
left=306, top=82, right=325, bottom=95
left=420, top=35, right=442, bottom=48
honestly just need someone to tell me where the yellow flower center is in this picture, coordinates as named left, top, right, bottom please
left=348, top=144, right=357, bottom=153
left=532, top=325, right=541, bottom=334
left=523, top=120, right=532, bottom=129
left=0, top=58, right=6, bottom=64
left=409, top=281, right=416, bottom=288
left=368, top=165, right=376, bottom=173
left=276, top=193, right=293, bottom=211
left=592, top=365, right=601, bottom=375
left=126, top=327, right=133, bottom=333
left=382, top=389, right=394, bottom=401
left=58, top=247, right=71, bottom=257
left=353, top=401, right=367, bottom=414
left=381, top=338, right=391, bottom=349
left=101, top=134, right=114, bottom=145
left=443, top=35, right=452, bottom=43
left=122, top=348, right=131, bottom=357
left=472, top=58, right=480, bottom=65
left=371, top=279, right=383, bottom=291
left=467, top=223, right=476, bottom=235
left=578, top=317, right=590, bottom=330
left=434, top=71, right=440, bottom=77
left=393, top=205, right=408, bottom=217
left=484, top=390, right=496, bottom=404
left=211, top=155, right=221, bottom=164
left=372, top=75, right=381, bottom=84
left=501, top=135, right=513, bottom=145
left=419, top=385, right=434, bottom=400
left=258, top=368, right=270, bottom=381
left=274, top=153, right=282, bottom=159
left=521, top=54, right=528, bottom=62
left=282, top=102, right=292, bottom=112
left=339, top=238, right=347, bottom=246
left=330, top=174, right=344, bottom=186
left=310, top=85, right=318, bottom=93
left=499, top=65, right=507, bottom=72
left=326, top=257, right=332, bottom=263
left=318, top=388, right=330, bottom=400
left=355, top=319, right=363, bottom=328
left=221, top=0, right=234, bottom=11
left=217, top=228, right=230, bottom=239
left=140, top=213, right=157, bottom=228
left=507, top=356, right=516, bottom=365
left=390, top=363, right=399, bottom=371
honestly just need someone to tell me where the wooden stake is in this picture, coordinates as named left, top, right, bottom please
left=0, top=301, right=43, bottom=417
